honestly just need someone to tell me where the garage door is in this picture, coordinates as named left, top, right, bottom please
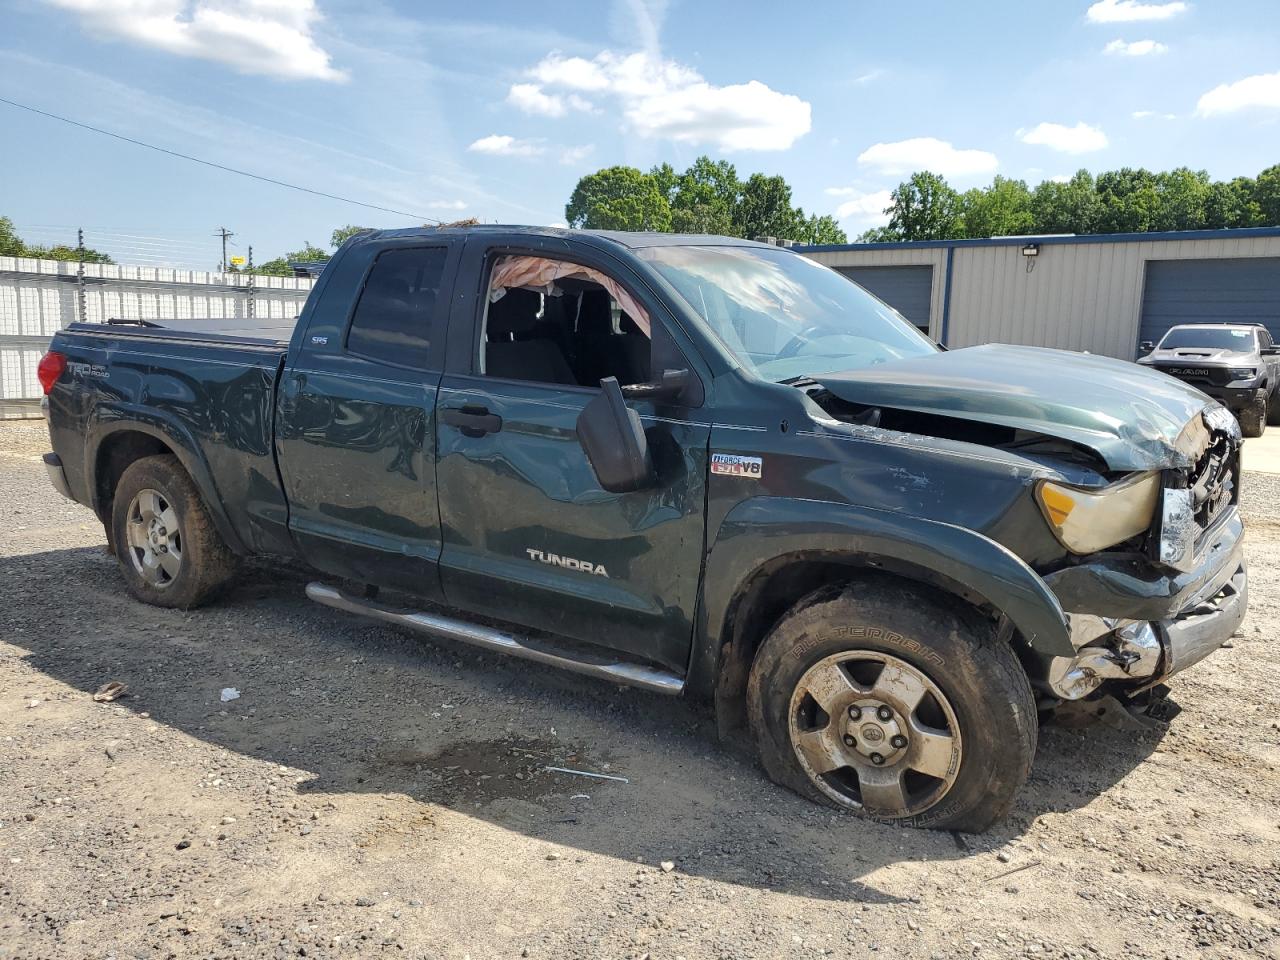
left=835, top=265, right=933, bottom=332
left=1139, top=257, right=1280, bottom=351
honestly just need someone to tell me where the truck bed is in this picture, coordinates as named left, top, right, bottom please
left=47, top=321, right=293, bottom=558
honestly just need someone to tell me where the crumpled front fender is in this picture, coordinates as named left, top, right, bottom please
left=696, top=497, right=1074, bottom=684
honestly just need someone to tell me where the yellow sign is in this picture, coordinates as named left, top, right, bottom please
left=229, top=256, right=246, bottom=266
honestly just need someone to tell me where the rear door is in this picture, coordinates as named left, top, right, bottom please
left=276, top=237, right=460, bottom=596
left=433, top=237, right=711, bottom=673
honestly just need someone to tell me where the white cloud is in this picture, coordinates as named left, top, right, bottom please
left=828, top=188, right=893, bottom=225
left=507, top=83, right=567, bottom=117
left=43, top=0, right=345, bottom=81
left=1086, top=0, right=1188, bottom=23
left=856, top=137, right=998, bottom=177
left=522, top=50, right=811, bottom=151
left=1103, top=38, right=1168, bottom=55
left=1196, top=71, right=1280, bottom=116
left=427, top=200, right=468, bottom=211
left=1132, top=109, right=1178, bottom=119
left=1049, top=174, right=1073, bottom=184
left=560, top=144, right=595, bottom=165
left=467, top=134, right=544, bottom=157
left=1018, top=121, right=1109, bottom=154
left=854, top=68, right=885, bottom=85
left=506, top=83, right=594, bottom=117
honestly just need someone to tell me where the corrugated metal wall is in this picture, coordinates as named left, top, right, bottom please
left=0, top=256, right=314, bottom=417
left=805, top=233, right=1280, bottom=360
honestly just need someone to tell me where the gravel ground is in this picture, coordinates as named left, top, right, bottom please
left=1, top=419, right=1277, bottom=960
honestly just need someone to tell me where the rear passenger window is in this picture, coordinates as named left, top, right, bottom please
left=346, top=247, right=448, bottom=368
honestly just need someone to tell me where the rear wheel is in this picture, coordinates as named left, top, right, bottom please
left=747, top=581, right=1037, bottom=832
left=1240, top=390, right=1267, bottom=438
left=111, top=455, right=238, bottom=608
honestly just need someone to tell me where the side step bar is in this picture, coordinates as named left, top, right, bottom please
left=305, top=581, right=685, bottom=696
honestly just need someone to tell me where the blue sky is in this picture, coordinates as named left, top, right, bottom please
left=1, top=0, right=1278, bottom=268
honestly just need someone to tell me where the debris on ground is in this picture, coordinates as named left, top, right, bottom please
left=92, top=681, right=127, bottom=702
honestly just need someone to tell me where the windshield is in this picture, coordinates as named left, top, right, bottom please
left=1159, top=327, right=1256, bottom=350
left=637, top=245, right=938, bottom=381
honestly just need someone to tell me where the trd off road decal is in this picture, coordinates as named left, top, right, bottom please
left=711, top=454, right=763, bottom=479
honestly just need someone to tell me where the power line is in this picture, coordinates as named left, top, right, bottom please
left=0, top=95, right=441, bottom=224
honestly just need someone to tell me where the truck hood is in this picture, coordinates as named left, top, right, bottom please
left=1139, top=347, right=1255, bottom=364
left=813, top=344, right=1221, bottom=472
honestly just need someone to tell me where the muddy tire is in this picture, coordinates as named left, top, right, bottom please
left=747, top=580, right=1037, bottom=833
left=111, top=455, right=238, bottom=608
left=1266, top=387, right=1280, bottom=427
left=1240, top=391, right=1267, bottom=438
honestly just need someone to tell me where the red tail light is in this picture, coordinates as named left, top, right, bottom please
left=37, top=351, right=67, bottom=395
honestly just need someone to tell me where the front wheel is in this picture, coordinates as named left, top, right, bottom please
left=1240, top=390, right=1267, bottom=438
left=1266, top=387, right=1280, bottom=426
left=747, top=581, right=1037, bottom=832
left=111, top=454, right=238, bottom=608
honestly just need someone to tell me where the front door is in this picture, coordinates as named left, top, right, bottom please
left=434, top=245, right=709, bottom=673
left=277, top=240, right=457, bottom=597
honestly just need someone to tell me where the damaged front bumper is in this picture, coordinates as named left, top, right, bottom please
left=1034, top=509, right=1246, bottom=701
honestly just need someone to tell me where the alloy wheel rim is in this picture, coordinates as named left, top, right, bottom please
left=125, top=488, right=183, bottom=588
left=787, top=650, right=962, bottom=818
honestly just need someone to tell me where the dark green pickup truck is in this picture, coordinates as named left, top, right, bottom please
left=39, top=226, right=1247, bottom=831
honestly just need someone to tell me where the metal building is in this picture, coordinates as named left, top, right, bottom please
left=801, top=226, right=1280, bottom=360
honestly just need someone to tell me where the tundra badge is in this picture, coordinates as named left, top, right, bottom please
left=526, top=548, right=609, bottom=577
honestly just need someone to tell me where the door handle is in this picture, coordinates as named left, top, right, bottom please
left=441, top=404, right=503, bottom=437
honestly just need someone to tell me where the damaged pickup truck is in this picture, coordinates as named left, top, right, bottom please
left=39, top=227, right=1247, bottom=831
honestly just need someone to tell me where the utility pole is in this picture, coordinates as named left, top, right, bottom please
left=246, top=245, right=255, bottom=321
left=76, top=228, right=87, bottom=324
left=215, top=226, right=234, bottom=273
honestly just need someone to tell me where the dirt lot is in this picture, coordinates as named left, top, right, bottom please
left=1, top=420, right=1277, bottom=960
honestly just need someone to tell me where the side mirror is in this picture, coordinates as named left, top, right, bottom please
left=577, top=377, right=654, bottom=493
left=1140, top=340, right=1156, bottom=352
left=1262, top=345, right=1279, bottom=355
left=620, top=368, right=691, bottom=402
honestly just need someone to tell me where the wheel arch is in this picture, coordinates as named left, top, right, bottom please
left=87, top=413, right=247, bottom=555
left=693, top=498, right=1072, bottom=742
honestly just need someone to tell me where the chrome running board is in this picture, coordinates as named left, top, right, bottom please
left=305, top=581, right=685, bottom=696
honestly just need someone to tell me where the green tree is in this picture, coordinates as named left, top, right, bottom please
left=884, top=171, right=962, bottom=240
left=793, top=211, right=848, bottom=245
left=671, top=203, right=735, bottom=235
left=254, top=242, right=329, bottom=276
left=0, top=216, right=23, bottom=256
left=565, top=166, right=672, bottom=231
left=331, top=225, right=370, bottom=247
left=734, top=173, right=799, bottom=240
left=1204, top=177, right=1260, bottom=228
left=1029, top=171, right=1100, bottom=235
left=648, top=162, right=680, bottom=206
left=959, top=176, right=1034, bottom=238
left=1095, top=168, right=1161, bottom=233
left=23, top=243, right=113, bottom=264
left=1257, top=164, right=1280, bottom=226
left=663, top=155, right=742, bottom=235
left=1151, top=167, right=1211, bottom=231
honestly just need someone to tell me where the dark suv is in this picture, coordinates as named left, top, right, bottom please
left=1138, top=323, right=1280, bottom=437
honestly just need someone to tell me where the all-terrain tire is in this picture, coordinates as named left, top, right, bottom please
left=1266, top=387, right=1280, bottom=426
left=111, top=454, right=238, bottom=608
left=747, top=580, right=1037, bottom=833
left=1240, top=390, right=1267, bottom=438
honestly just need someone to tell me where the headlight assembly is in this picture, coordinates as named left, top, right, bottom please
left=1230, top=367, right=1258, bottom=380
left=1035, top=472, right=1161, bottom=554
